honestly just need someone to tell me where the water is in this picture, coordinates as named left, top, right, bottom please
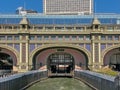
left=27, top=77, right=93, bottom=90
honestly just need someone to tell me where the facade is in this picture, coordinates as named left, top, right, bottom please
left=0, top=14, right=120, bottom=72
left=43, top=0, right=93, bottom=15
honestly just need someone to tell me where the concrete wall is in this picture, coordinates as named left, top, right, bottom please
left=0, top=70, right=48, bottom=90
left=74, top=70, right=115, bottom=90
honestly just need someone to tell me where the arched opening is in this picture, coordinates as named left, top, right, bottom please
left=103, top=47, right=120, bottom=71
left=109, top=53, right=120, bottom=71
left=0, top=53, right=13, bottom=70
left=32, top=47, right=89, bottom=71
left=0, top=47, right=18, bottom=73
left=47, top=52, right=74, bottom=73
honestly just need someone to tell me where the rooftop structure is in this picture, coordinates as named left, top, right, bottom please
left=16, top=7, right=37, bottom=15
left=0, top=14, right=120, bottom=25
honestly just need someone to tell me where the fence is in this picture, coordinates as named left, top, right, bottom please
left=74, top=70, right=116, bottom=90
left=0, top=70, right=48, bottom=90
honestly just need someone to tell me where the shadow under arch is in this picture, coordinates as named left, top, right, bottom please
left=29, top=44, right=91, bottom=70
left=102, top=45, right=120, bottom=71
left=47, top=52, right=75, bottom=73
left=0, top=45, right=19, bottom=71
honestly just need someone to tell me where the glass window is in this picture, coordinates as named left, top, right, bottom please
left=58, top=35, right=63, bottom=40
left=72, top=36, right=77, bottom=40
left=107, top=27, right=113, bottom=31
left=116, top=26, right=120, bottom=30
left=51, top=35, right=56, bottom=40
left=108, top=35, right=112, bottom=40
left=14, top=36, right=19, bottom=40
left=78, top=35, right=84, bottom=40
left=76, top=27, right=84, bottom=31
left=55, top=27, right=64, bottom=30
left=37, top=35, right=42, bottom=40
left=30, top=36, right=35, bottom=40
left=44, top=35, right=49, bottom=40
left=86, top=35, right=90, bottom=40
left=45, top=27, right=54, bottom=30
left=66, top=27, right=74, bottom=30
left=101, top=35, right=106, bottom=40
left=0, top=36, right=5, bottom=40
left=114, top=35, right=119, bottom=40
left=7, top=36, right=12, bottom=40
left=65, top=35, right=70, bottom=40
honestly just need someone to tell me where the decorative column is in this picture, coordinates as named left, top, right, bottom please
left=98, top=42, right=101, bottom=68
left=20, top=35, right=22, bottom=63
left=26, top=35, right=29, bottom=70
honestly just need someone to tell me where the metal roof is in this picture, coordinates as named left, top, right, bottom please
left=0, top=14, right=120, bottom=25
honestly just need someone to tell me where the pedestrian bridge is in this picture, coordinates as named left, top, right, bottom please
left=0, top=70, right=118, bottom=90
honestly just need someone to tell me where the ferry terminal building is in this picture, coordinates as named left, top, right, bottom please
left=0, top=14, right=120, bottom=73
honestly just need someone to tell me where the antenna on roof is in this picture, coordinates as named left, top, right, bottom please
left=93, top=0, right=96, bottom=17
left=94, top=0, right=96, bottom=14
left=24, top=1, right=26, bottom=10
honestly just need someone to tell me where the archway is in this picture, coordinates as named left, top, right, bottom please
left=31, top=46, right=90, bottom=71
left=0, top=53, right=13, bottom=70
left=103, top=47, right=120, bottom=71
left=0, top=47, right=18, bottom=72
left=47, top=52, right=74, bottom=73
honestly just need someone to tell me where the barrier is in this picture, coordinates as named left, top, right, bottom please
left=74, top=70, right=115, bottom=90
left=0, top=70, right=48, bottom=90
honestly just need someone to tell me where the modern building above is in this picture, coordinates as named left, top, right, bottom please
left=43, top=0, right=93, bottom=15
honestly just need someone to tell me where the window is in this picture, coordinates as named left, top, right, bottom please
left=30, top=36, right=35, bottom=40
left=86, top=35, right=90, bottom=40
left=114, top=35, right=119, bottom=40
left=107, top=27, right=113, bottom=31
left=58, top=35, right=63, bottom=40
left=7, top=36, right=12, bottom=40
left=14, top=36, right=19, bottom=40
left=44, top=35, right=49, bottom=40
left=78, top=35, right=84, bottom=40
left=65, top=35, right=70, bottom=40
left=0, top=36, right=5, bottom=40
left=55, top=27, right=64, bottom=30
left=101, top=35, right=106, bottom=40
left=37, top=36, right=42, bottom=40
left=72, top=35, right=77, bottom=40
left=76, top=27, right=84, bottom=31
left=51, top=35, right=56, bottom=40
left=108, top=35, right=112, bottom=40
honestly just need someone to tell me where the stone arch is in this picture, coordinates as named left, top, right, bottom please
left=29, top=44, right=91, bottom=69
left=102, top=45, right=120, bottom=66
left=0, top=45, right=19, bottom=66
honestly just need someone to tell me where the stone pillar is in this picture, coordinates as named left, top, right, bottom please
left=92, top=35, right=101, bottom=70
left=20, top=35, right=22, bottom=63
left=19, top=35, right=22, bottom=71
left=91, top=35, right=95, bottom=69
left=26, top=35, right=29, bottom=70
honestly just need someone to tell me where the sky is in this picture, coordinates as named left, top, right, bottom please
left=0, top=0, right=120, bottom=14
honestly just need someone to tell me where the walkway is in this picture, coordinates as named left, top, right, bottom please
left=27, top=77, right=93, bottom=90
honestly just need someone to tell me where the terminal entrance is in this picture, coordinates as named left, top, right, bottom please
left=109, top=53, right=120, bottom=71
left=48, top=52, right=74, bottom=75
left=0, top=53, right=13, bottom=70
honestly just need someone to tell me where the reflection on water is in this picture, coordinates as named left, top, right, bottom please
left=27, top=78, right=93, bottom=90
